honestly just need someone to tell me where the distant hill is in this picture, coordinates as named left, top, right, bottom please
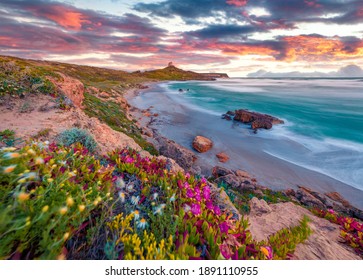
left=247, top=64, right=363, bottom=78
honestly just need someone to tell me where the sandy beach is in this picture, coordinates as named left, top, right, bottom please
left=126, top=82, right=363, bottom=209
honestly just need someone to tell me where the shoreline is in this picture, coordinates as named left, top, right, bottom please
left=125, top=82, right=363, bottom=210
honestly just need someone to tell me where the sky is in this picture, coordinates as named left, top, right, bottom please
left=0, top=0, right=363, bottom=76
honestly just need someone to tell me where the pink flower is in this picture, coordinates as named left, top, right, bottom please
left=186, top=189, right=194, bottom=198
left=328, top=209, right=335, bottom=214
left=201, top=177, right=207, bottom=184
left=219, top=222, right=229, bottom=234
left=184, top=182, right=190, bottom=189
left=214, top=206, right=221, bottom=215
left=206, top=200, right=214, bottom=210
left=195, top=193, right=201, bottom=202
left=185, top=173, right=190, bottom=179
left=191, top=203, right=201, bottom=215
left=219, top=243, right=232, bottom=259
left=202, top=186, right=211, bottom=200
left=260, top=246, right=273, bottom=260
left=125, top=157, right=134, bottom=163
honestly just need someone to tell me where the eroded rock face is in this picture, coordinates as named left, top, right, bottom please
left=227, top=109, right=284, bottom=130
left=216, top=152, right=230, bottom=163
left=48, top=73, right=84, bottom=108
left=156, top=136, right=198, bottom=172
left=247, top=199, right=361, bottom=260
left=192, top=136, right=213, bottom=153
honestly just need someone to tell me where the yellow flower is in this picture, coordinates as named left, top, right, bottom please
left=18, top=178, right=26, bottom=184
left=68, top=172, right=76, bottom=177
left=66, top=197, right=74, bottom=206
left=26, top=221, right=31, bottom=226
left=35, top=157, right=44, bottom=165
left=47, top=178, right=54, bottom=183
left=78, top=205, right=85, bottom=212
left=51, top=164, right=57, bottom=169
left=27, top=149, right=36, bottom=156
left=2, top=147, right=16, bottom=152
left=63, top=232, right=70, bottom=241
left=4, top=152, right=20, bottom=159
left=59, top=207, right=68, bottom=215
left=93, top=200, right=99, bottom=206
left=42, top=205, right=49, bottom=213
left=18, top=192, right=30, bottom=202
left=3, top=165, right=16, bottom=173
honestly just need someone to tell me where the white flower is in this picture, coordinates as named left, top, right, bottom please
left=169, top=193, right=176, bottom=202
left=137, top=218, right=148, bottom=229
left=116, top=178, right=125, bottom=189
left=131, top=210, right=140, bottom=220
left=152, top=193, right=158, bottom=200
left=118, top=192, right=126, bottom=203
left=130, top=195, right=140, bottom=205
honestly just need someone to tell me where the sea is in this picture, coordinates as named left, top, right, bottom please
left=160, top=78, right=363, bottom=191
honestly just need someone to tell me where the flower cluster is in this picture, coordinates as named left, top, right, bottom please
left=312, top=208, right=363, bottom=256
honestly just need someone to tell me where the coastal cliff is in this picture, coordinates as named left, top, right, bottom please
left=0, top=55, right=362, bottom=260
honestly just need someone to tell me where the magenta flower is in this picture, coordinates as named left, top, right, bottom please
left=219, top=243, right=232, bottom=259
left=214, top=206, right=221, bottom=215
left=184, top=182, right=190, bottom=189
left=125, top=157, right=134, bottom=163
left=191, top=203, right=201, bottom=215
left=202, top=186, right=211, bottom=200
left=206, top=200, right=214, bottom=211
left=219, top=222, right=229, bottom=234
left=201, top=177, right=207, bottom=184
left=328, top=209, right=335, bottom=214
left=185, top=173, right=190, bottom=179
left=186, top=189, right=194, bottom=198
left=195, top=193, right=201, bottom=202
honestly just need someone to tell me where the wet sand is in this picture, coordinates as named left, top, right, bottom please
left=126, top=83, right=363, bottom=209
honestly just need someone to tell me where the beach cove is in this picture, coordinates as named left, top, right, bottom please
left=126, top=79, right=363, bottom=209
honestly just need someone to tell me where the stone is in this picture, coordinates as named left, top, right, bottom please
left=249, top=197, right=272, bottom=216
left=295, top=187, right=325, bottom=209
left=192, top=136, right=213, bottom=153
left=232, top=109, right=284, bottom=130
left=235, top=170, right=251, bottom=178
left=216, top=152, right=229, bottom=163
left=212, top=166, right=233, bottom=178
left=215, top=174, right=241, bottom=190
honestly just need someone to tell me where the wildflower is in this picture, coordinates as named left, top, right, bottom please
left=68, top=172, right=76, bottom=177
left=219, top=244, right=232, bottom=260
left=206, top=200, right=214, bottom=211
left=260, top=246, right=273, bottom=260
left=127, top=184, right=134, bottom=192
left=202, top=186, right=211, bottom=200
left=125, top=157, right=134, bottom=163
left=195, top=193, right=201, bottom=202
left=137, top=218, right=148, bottom=229
left=184, top=182, right=190, bottom=189
left=51, top=164, right=57, bottom=169
left=191, top=203, right=202, bottom=216
left=152, top=193, right=158, bottom=200
left=186, top=189, right=194, bottom=198
left=185, top=173, right=190, bottom=179
left=132, top=210, right=140, bottom=220
left=183, top=204, right=191, bottom=213
left=18, top=192, right=30, bottom=202
left=63, top=232, right=70, bottom=241
left=118, top=192, right=126, bottom=203
left=78, top=205, right=85, bottom=212
left=18, top=178, right=26, bottom=184
left=219, top=222, right=229, bottom=234
left=1, top=147, right=16, bottom=152
left=59, top=207, right=68, bottom=215
left=3, top=165, right=16, bottom=174
left=66, top=197, right=74, bottom=207
left=47, top=178, right=54, bottom=183
left=328, top=209, right=335, bottom=215
left=201, top=177, right=208, bottom=184
left=42, top=205, right=49, bottom=213
left=4, top=152, right=20, bottom=159
left=153, top=204, right=165, bottom=215
left=23, top=172, right=37, bottom=180
left=169, top=193, right=176, bottom=202
left=35, top=157, right=44, bottom=165
left=116, top=178, right=125, bottom=189
left=27, top=149, right=36, bottom=156
left=214, top=206, right=221, bottom=215
left=130, top=195, right=140, bottom=205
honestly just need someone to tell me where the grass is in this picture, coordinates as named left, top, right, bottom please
left=83, top=93, right=158, bottom=155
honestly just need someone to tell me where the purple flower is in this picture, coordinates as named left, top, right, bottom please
left=195, top=193, right=201, bottom=202
left=214, top=206, right=221, bottom=215
left=186, top=189, right=194, bottom=198
left=202, top=186, right=211, bottom=200
left=125, top=157, right=134, bottom=163
left=219, top=243, right=232, bottom=259
left=191, top=203, right=201, bottom=216
left=206, top=200, right=214, bottom=211
left=219, top=222, right=229, bottom=234
left=201, top=177, right=207, bottom=184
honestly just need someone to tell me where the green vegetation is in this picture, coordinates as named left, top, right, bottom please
left=0, top=129, right=22, bottom=147
left=140, top=65, right=208, bottom=81
left=57, top=128, right=98, bottom=153
left=83, top=93, right=158, bottom=155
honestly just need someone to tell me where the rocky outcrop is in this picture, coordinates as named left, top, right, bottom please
left=216, top=152, right=229, bottom=163
left=48, top=73, right=84, bottom=108
left=212, top=166, right=233, bottom=178
left=155, top=135, right=198, bottom=172
left=192, top=136, right=213, bottom=153
left=225, top=109, right=284, bottom=131
left=247, top=198, right=361, bottom=260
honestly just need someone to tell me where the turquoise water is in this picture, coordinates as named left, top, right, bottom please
left=163, top=78, right=363, bottom=190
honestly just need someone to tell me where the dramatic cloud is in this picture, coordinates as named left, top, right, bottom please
left=0, top=0, right=362, bottom=75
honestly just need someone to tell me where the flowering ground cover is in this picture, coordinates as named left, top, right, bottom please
left=0, top=141, right=314, bottom=260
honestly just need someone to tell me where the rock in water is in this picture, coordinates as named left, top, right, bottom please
left=192, top=136, right=213, bottom=153
left=230, top=109, right=284, bottom=130
left=216, top=152, right=230, bottom=162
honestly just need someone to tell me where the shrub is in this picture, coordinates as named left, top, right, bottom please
left=57, top=128, right=97, bottom=153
